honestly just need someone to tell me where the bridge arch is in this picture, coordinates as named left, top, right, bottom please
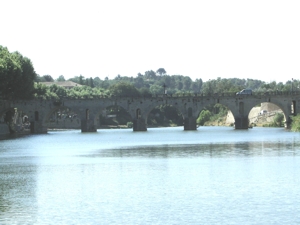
left=247, top=100, right=290, bottom=127
left=194, top=102, right=233, bottom=127
left=145, top=104, right=184, bottom=128
left=228, top=96, right=294, bottom=129
left=248, top=102, right=285, bottom=127
left=93, top=104, right=133, bottom=129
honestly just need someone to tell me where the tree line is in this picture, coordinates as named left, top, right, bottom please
left=1, top=45, right=299, bottom=100
left=34, top=71, right=299, bottom=100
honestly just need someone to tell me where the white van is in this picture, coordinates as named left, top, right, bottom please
left=260, top=110, right=267, bottom=115
left=236, top=89, right=252, bottom=95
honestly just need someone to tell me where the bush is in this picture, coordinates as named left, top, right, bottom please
left=197, top=110, right=211, bottom=126
left=273, top=113, right=284, bottom=127
left=291, top=114, right=300, bottom=132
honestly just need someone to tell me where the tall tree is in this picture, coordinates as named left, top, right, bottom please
left=109, top=82, right=140, bottom=97
left=79, top=75, right=84, bottom=85
left=0, top=46, right=36, bottom=99
left=43, top=75, right=54, bottom=82
left=89, top=77, right=94, bottom=88
left=145, top=70, right=156, bottom=79
left=156, top=68, right=167, bottom=76
left=183, top=76, right=192, bottom=90
left=56, top=75, right=66, bottom=81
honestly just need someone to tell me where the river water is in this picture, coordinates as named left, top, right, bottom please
left=0, top=126, right=300, bottom=225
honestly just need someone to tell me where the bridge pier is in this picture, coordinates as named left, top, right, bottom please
left=81, top=119, right=97, bottom=132
left=133, top=118, right=147, bottom=131
left=234, top=116, right=249, bottom=129
left=285, top=116, right=292, bottom=129
left=183, top=117, right=197, bottom=130
left=30, top=121, right=47, bottom=134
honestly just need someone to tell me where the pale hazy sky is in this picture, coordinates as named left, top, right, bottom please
left=1, top=0, right=300, bottom=82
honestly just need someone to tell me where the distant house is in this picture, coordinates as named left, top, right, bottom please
left=40, top=81, right=82, bottom=89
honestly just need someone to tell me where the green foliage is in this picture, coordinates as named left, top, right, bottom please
left=43, top=75, right=54, bottom=82
left=109, top=82, right=140, bottom=97
left=33, top=83, right=59, bottom=100
left=145, top=70, right=156, bottom=79
left=197, top=110, right=212, bottom=126
left=156, top=68, right=167, bottom=76
left=56, top=75, right=66, bottom=81
left=150, top=84, right=164, bottom=95
left=291, top=114, right=300, bottom=132
left=138, top=87, right=152, bottom=97
left=207, top=104, right=229, bottom=123
left=0, top=46, right=36, bottom=99
left=67, top=86, right=109, bottom=99
left=79, top=75, right=84, bottom=85
left=50, top=84, right=67, bottom=98
left=273, top=113, right=284, bottom=127
left=263, top=112, right=285, bottom=127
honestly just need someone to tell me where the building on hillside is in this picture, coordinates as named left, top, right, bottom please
left=40, top=81, right=82, bottom=89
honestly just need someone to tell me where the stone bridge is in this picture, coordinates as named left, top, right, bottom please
left=0, top=92, right=299, bottom=133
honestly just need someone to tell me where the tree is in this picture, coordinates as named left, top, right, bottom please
left=197, top=110, right=212, bottom=125
left=291, top=114, right=300, bottom=132
left=177, top=81, right=183, bottom=90
left=273, top=113, right=284, bottom=127
left=145, top=70, right=156, bottom=79
left=49, top=84, right=67, bottom=98
left=89, top=77, right=95, bottom=88
left=79, top=75, right=84, bottom=85
left=43, top=75, right=54, bottom=82
left=109, top=82, right=140, bottom=97
left=138, top=87, right=152, bottom=97
left=56, top=75, right=66, bottom=81
left=183, top=77, right=192, bottom=90
left=134, top=76, right=144, bottom=88
left=0, top=46, right=37, bottom=100
left=150, top=84, right=164, bottom=95
left=93, top=77, right=102, bottom=87
left=156, top=68, right=166, bottom=76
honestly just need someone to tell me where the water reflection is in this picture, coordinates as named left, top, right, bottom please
left=0, top=164, right=37, bottom=224
left=90, top=141, right=300, bottom=158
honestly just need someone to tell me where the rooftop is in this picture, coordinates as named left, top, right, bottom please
left=40, top=81, right=82, bottom=89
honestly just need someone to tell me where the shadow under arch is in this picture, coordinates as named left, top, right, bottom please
left=94, top=104, right=133, bottom=129
left=145, top=104, right=184, bottom=128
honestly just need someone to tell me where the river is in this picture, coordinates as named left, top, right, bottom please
left=0, top=126, right=300, bottom=225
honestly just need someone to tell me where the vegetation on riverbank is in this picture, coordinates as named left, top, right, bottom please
left=261, top=113, right=285, bottom=127
left=291, top=114, right=300, bottom=132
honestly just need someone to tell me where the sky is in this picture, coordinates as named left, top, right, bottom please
left=1, top=0, right=300, bottom=83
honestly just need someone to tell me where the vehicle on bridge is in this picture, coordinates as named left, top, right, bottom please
left=236, top=88, right=252, bottom=95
